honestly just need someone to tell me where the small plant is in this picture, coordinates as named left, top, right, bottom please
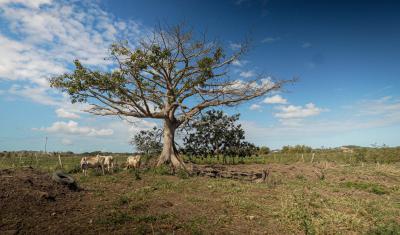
left=367, top=221, right=400, bottom=235
left=117, top=195, right=130, bottom=206
left=129, top=168, right=141, bottom=180
left=68, top=164, right=82, bottom=174
left=149, top=165, right=171, bottom=175
left=177, top=168, right=190, bottom=179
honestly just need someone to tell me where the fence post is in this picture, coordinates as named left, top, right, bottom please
left=35, top=153, right=38, bottom=167
left=311, top=153, right=315, bottom=163
left=58, top=154, right=63, bottom=169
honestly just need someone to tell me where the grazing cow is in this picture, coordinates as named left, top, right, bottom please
left=99, top=155, right=114, bottom=173
left=126, top=155, right=141, bottom=169
left=80, top=155, right=105, bottom=176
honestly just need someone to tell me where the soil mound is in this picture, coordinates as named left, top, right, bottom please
left=0, top=167, right=83, bottom=233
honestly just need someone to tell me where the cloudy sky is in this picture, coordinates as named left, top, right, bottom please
left=1, top=0, right=399, bottom=152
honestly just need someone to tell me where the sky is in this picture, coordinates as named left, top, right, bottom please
left=0, top=0, right=399, bottom=152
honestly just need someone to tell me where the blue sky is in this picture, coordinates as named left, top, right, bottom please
left=0, top=0, right=399, bottom=152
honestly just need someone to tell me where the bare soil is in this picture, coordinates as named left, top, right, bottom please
left=0, top=167, right=90, bottom=234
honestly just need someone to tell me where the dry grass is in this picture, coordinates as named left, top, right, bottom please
left=1, top=153, right=400, bottom=234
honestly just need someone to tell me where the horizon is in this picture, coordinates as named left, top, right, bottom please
left=1, top=0, right=400, bottom=152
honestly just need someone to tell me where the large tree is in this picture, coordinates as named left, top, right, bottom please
left=50, top=24, right=290, bottom=170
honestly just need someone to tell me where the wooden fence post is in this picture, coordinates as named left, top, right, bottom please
left=58, top=154, right=63, bottom=169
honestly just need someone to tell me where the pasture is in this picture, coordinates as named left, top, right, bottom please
left=1, top=150, right=400, bottom=234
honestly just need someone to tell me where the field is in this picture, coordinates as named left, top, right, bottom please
left=1, top=150, right=400, bottom=234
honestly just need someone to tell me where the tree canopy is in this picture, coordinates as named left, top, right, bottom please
left=183, top=110, right=258, bottom=163
left=50, top=24, right=291, bottom=169
left=131, top=127, right=163, bottom=156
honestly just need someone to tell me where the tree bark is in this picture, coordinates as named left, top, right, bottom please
left=157, top=119, right=186, bottom=170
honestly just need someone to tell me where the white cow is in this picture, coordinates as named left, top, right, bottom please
left=99, top=155, right=114, bottom=173
left=126, top=155, right=141, bottom=169
left=80, top=155, right=105, bottom=176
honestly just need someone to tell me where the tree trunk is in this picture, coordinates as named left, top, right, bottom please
left=157, top=119, right=186, bottom=170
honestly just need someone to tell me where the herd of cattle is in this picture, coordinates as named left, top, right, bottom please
left=80, top=155, right=141, bottom=176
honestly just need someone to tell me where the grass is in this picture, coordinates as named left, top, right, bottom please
left=1, top=150, right=400, bottom=234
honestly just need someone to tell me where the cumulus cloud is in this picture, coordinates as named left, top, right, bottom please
left=275, top=103, right=324, bottom=119
left=55, top=108, right=80, bottom=119
left=223, top=77, right=275, bottom=93
left=239, top=70, right=255, bottom=78
left=263, top=95, right=287, bottom=104
left=0, top=0, right=145, bottom=109
left=249, top=104, right=262, bottom=111
left=35, top=120, right=114, bottom=137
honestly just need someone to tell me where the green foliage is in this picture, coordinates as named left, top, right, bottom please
left=258, top=146, right=270, bottom=155
left=148, top=165, right=171, bottom=175
left=282, top=145, right=313, bottom=153
left=367, top=221, right=400, bottom=235
left=183, top=110, right=258, bottom=162
left=177, top=168, right=190, bottom=179
left=131, top=127, right=162, bottom=156
left=341, top=181, right=388, bottom=195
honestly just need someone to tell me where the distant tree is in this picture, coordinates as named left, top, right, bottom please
left=131, top=127, right=163, bottom=156
left=281, top=145, right=312, bottom=153
left=183, top=110, right=256, bottom=163
left=258, top=146, right=270, bottom=155
left=49, top=23, right=292, bottom=170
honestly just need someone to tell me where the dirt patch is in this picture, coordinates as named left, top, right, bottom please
left=0, top=167, right=85, bottom=234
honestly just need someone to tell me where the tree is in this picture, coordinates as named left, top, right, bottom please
left=258, top=146, right=270, bottom=155
left=49, top=24, right=290, bottom=170
left=131, top=127, right=163, bottom=156
left=281, top=145, right=312, bottom=153
left=183, top=110, right=257, bottom=163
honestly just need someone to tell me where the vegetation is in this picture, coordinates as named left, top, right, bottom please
left=282, top=145, right=313, bottom=153
left=131, top=126, right=163, bottom=156
left=49, top=24, right=292, bottom=169
left=1, top=149, right=400, bottom=234
left=183, top=110, right=258, bottom=164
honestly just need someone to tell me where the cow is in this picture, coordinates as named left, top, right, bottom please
left=99, top=155, right=114, bottom=173
left=80, top=155, right=105, bottom=176
left=126, top=155, right=141, bottom=170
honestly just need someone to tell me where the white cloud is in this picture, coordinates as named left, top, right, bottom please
left=232, top=59, right=248, bottom=67
left=35, top=120, right=114, bottom=137
left=357, top=96, right=400, bottom=116
left=61, top=138, right=73, bottom=146
left=275, top=103, right=323, bottom=119
left=56, top=108, right=80, bottom=119
left=278, top=119, right=303, bottom=127
left=263, top=95, right=287, bottom=104
left=223, top=77, right=275, bottom=92
left=229, top=42, right=242, bottom=50
left=261, top=37, right=280, bottom=43
left=239, top=70, right=255, bottom=78
left=0, top=0, right=52, bottom=8
left=0, top=0, right=145, bottom=106
left=249, top=104, right=262, bottom=111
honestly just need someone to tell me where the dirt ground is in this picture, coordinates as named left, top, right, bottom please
left=1, top=163, right=399, bottom=234
left=0, top=167, right=91, bottom=234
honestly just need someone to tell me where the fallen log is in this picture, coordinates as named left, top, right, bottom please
left=189, top=164, right=269, bottom=183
